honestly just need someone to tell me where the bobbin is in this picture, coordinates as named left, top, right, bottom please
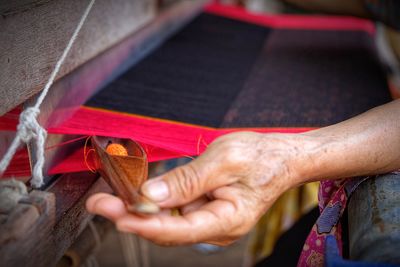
left=92, top=136, right=159, bottom=215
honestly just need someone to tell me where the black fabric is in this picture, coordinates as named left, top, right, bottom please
left=254, top=207, right=320, bottom=267
left=86, top=14, right=270, bottom=128
left=86, top=13, right=392, bottom=128
left=222, top=29, right=392, bottom=127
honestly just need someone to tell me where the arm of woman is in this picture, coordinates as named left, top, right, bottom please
left=302, top=99, right=400, bottom=181
left=86, top=99, right=400, bottom=246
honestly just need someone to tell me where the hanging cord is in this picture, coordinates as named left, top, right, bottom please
left=82, top=220, right=102, bottom=267
left=118, top=232, right=141, bottom=267
left=0, top=0, right=95, bottom=188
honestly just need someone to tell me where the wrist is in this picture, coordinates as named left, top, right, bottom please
left=293, top=132, right=339, bottom=185
left=260, top=133, right=330, bottom=188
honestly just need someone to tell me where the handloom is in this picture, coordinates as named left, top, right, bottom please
left=1, top=4, right=392, bottom=178
left=0, top=2, right=395, bottom=267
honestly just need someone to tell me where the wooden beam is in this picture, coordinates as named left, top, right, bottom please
left=0, top=0, right=156, bottom=115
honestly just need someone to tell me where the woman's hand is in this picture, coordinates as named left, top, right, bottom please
left=86, top=131, right=317, bottom=246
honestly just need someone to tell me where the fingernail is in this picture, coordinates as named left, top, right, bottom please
left=142, top=178, right=169, bottom=202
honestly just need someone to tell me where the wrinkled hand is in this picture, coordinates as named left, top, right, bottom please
left=86, top=132, right=313, bottom=246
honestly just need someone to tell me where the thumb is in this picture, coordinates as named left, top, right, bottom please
left=140, top=161, right=223, bottom=208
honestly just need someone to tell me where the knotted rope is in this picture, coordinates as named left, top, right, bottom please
left=0, top=0, right=95, bottom=188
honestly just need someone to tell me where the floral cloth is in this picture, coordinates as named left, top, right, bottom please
left=297, top=177, right=370, bottom=267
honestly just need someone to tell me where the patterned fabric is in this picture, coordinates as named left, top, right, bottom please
left=298, top=177, right=370, bottom=267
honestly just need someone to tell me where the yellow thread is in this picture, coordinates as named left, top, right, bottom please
left=201, top=138, right=209, bottom=149
left=84, top=136, right=96, bottom=173
left=196, top=134, right=202, bottom=155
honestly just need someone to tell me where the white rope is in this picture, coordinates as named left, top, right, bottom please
left=0, top=0, right=95, bottom=188
left=88, top=220, right=102, bottom=249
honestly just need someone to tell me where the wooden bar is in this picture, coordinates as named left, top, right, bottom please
left=0, top=0, right=156, bottom=116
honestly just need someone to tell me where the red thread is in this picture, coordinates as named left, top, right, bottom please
left=3, top=105, right=315, bottom=177
left=45, top=135, right=89, bottom=150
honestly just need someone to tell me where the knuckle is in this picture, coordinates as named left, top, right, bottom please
left=220, top=142, right=252, bottom=165
left=220, top=144, right=241, bottom=164
left=170, top=164, right=202, bottom=200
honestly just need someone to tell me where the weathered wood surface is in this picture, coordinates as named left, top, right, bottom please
left=348, top=173, right=400, bottom=264
left=0, top=0, right=156, bottom=115
left=0, top=173, right=112, bottom=267
left=57, top=216, right=113, bottom=267
left=0, top=1, right=53, bottom=16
